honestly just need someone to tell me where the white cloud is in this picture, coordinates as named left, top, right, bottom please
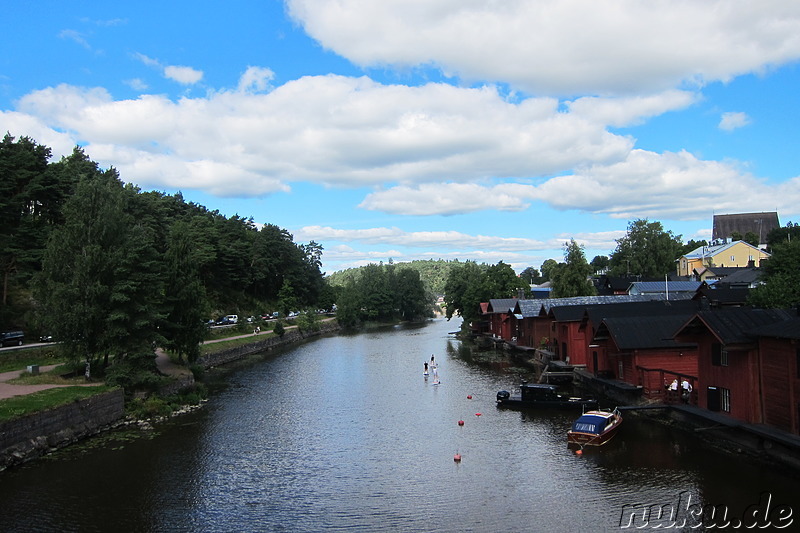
left=286, top=0, right=800, bottom=95
left=238, top=66, right=275, bottom=93
left=124, top=78, right=148, bottom=91
left=719, top=111, right=751, bottom=131
left=164, top=65, right=203, bottom=85
left=7, top=76, right=798, bottom=218
left=133, top=53, right=203, bottom=85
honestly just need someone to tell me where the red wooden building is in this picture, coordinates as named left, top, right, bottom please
left=674, top=308, right=794, bottom=424
left=750, top=317, right=800, bottom=435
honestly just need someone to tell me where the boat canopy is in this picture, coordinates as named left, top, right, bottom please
left=571, top=414, right=607, bottom=434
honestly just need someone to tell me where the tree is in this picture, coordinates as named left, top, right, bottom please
left=590, top=255, right=609, bottom=274
left=36, top=170, right=162, bottom=373
left=540, top=259, right=559, bottom=281
left=520, top=266, right=542, bottom=285
left=443, top=261, right=487, bottom=322
left=161, top=221, right=209, bottom=363
left=550, top=239, right=596, bottom=298
left=748, top=239, right=800, bottom=308
left=485, top=261, right=526, bottom=298
left=608, top=219, right=683, bottom=278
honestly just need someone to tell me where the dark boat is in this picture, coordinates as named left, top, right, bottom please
left=567, top=408, right=623, bottom=447
left=496, top=382, right=599, bottom=410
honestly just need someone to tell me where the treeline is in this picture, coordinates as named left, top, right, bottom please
left=328, top=258, right=462, bottom=295
left=0, top=134, right=332, bottom=368
left=334, top=262, right=435, bottom=327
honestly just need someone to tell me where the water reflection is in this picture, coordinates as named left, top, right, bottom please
left=0, top=318, right=797, bottom=532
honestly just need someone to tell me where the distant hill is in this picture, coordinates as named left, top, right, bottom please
left=327, top=259, right=466, bottom=295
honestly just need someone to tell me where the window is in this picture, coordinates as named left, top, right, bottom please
left=730, top=255, right=735, bottom=262
left=711, top=343, right=728, bottom=366
left=720, top=387, right=731, bottom=412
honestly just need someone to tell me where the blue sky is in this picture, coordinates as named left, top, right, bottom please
left=3, top=1, right=800, bottom=275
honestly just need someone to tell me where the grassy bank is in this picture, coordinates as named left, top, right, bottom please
left=0, top=345, right=67, bottom=373
left=0, top=385, right=115, bottom=422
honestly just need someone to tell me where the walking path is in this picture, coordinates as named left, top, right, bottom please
left=1, top=317, right=336, bottom=401
left=0, top=365, right=102, bottom=401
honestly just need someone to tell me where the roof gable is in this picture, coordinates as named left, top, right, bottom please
left=712, top=212, right=780, bottom=244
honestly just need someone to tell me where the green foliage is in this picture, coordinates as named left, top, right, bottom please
left=443, top=261, right=524, bottom=322
left=540, top=259, right=559, bottom=281
left=748, top=239, right=800, bottom=308
left=273, top=320, right=285, bottom=337
left=589, top=255, right=610, bottom=274
left=550, top=239, right=596, bottom=298
left=104, top=351, right=165, bottom=394
left=766, top=222, right=800, bottom=250
left=327, top=259, right=462, bottom=295
left=608, top=219, right=683, bottom=277
left=335, top=262, right=433, bottom=327
left=295, top=310, right=321, bottom=333
left=519, top=266, right=542, bottom=285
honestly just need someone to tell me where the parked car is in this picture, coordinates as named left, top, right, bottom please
left=1, top=331, right=24, bottom=347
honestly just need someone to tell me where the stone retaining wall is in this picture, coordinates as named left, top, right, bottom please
left=0, top=389, right=125, bottom=470
left=198, top=321, right=340, bottom=369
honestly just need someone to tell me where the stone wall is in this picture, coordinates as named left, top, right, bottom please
left=198, top=321, right=340, bottom=369
left=0, top=388, right=125, bottom=470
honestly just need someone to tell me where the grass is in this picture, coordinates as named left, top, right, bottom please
left=0, top=385, right=115, bottom=422
left=199, top=331, right=279, bottom=355
left=0, top=345, right=68, bottom=373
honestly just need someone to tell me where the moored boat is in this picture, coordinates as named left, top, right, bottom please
left=496, top=382, right=598, bottom=410
left=567, top=408, right=623, bottom=447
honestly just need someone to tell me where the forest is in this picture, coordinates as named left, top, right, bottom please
left=0, top=134, right=338, bottom=370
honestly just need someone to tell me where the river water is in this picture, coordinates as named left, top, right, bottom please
left=0, top=318, right=797, bottom=532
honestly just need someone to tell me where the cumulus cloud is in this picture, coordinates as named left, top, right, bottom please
left=238, top=66, right=275, bottom=93
left=9, top=77, right=650, bottom=195
left=164, top=65, right=203, bottom=85
left=293, top=225, right=624, bottom=272
left=719, top=111, right=751, bottom=131
left=286, top=0, right=800, bottom=96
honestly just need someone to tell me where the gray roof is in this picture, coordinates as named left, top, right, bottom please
left=680, top=307, right=794, bottom=344
left=599, top=314, right=697, bottom=350
left=512, top=293, right=689, bottom=319
left=486, top=298, right=518, bottom=314
left=712, top=212, right=780, bottom=244
left=629, top=281, right=702, bottom=294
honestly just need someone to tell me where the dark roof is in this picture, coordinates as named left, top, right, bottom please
left=512, top=294, right=678, bottom=318
left=486, top=298, right=518, bottom=314
left=701, top=266, right=746, bottom=278
left=714, top=267, right=763, bottom=287
left=712, top=212, right=780, bottom=244
left=692, top=286, right=751, bottom=306
left=598, top=314, right=697, bottom=350
left=679, top=307, right=794, bottom=344
left=629, top=281, right=702, bottom=294
left=749, top=316, right=800, bottom=340
left=584, top=299, right=700, bottom=328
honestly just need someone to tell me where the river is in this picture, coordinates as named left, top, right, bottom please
left=0, top=318, right=797, bottom=532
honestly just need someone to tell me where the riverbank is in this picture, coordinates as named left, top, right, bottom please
left=0, top=319, right=341, bottom=471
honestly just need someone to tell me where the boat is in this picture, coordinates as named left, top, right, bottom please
left=495, top=382, right=598, bottom=410
left=567, top=408, right=623, bottom=447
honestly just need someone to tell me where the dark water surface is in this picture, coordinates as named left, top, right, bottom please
left=0, top=318, right=797, bottom=532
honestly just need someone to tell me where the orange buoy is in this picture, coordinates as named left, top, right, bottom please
left=576, top=449, right=583, bottom=456
left=454, top=453, right=462, bottom=462
left=458, top=420, right=465, bottom=426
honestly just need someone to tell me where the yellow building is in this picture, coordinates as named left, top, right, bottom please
left=676, top=240, right=770, bottom=277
